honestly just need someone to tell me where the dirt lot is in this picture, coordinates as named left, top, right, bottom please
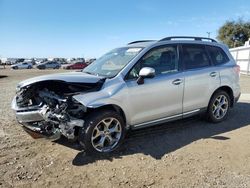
left=0, top=68, right=250, bottom=188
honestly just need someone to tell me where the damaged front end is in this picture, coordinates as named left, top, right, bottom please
left=12, top=77, right=105, bottom=141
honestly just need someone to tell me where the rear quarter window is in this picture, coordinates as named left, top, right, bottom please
left=207, top=46, right=229, bottom=65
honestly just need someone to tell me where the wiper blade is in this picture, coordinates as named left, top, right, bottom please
left=83, top=71, right=96, bottom=75
left=83, top=71, right=108, bottom=78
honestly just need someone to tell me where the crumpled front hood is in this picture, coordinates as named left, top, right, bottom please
left=18, top=72, right=104, bottom=88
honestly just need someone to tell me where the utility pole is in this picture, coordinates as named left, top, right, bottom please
left=207, top=32, right=211, bottom=38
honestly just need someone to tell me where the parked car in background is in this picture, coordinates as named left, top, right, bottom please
left=53, top=58, right=68, bottom=64
left=29, top=59, right=36, bottom=65
left=86, top=58, right=96, bottom=64
left=4, top=58, right=25, bottom=65
left=0, top=59, right=5, bottom=69
left=35, top=58, right=48, bottom=65
left=63, top=61, right=88, bottom=69
left=76, top=58, right=85, bottom=62
left=23, top=59, right=36, bottom=65
left=5, top=60, right=12, bottom=65
left=36, top=61, right=61, bottom=69
left=67, top=58, right=85, bottom=64
left=5, top=58, right=16, bottom=65
left=15, top=58, right=25, bottom=64
left=11, top=62, right=33, bottom=69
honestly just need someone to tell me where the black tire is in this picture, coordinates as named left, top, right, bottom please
left=27, top=66, right=32, bottom=69
left=78, top=109, right=126, bottom=154
left=207, top=90, right=231, bottom=123
left=39, top=66, right=45, bottom=70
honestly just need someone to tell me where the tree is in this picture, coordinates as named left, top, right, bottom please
left=217, top=19, right=250, bottom=48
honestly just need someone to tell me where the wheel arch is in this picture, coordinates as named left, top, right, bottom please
left=87, top=104, right=127, bottom=126
left=210, top=86, right=234, bottom=107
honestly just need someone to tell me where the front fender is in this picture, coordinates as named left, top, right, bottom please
left=73, top=90, right=120, bottom=108
left=72, top=82, right=131, bottom=123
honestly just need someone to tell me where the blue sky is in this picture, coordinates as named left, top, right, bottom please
left=0, top=0, right=250, bottom=58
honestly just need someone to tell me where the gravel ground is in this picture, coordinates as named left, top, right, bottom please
left=0, top=68, right=250, bottom=188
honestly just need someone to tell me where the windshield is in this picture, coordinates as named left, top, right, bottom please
left=83, top=47, right=142, bottom=77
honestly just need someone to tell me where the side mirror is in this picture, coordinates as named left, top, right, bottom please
left=137, top=67, right=155, bottom=85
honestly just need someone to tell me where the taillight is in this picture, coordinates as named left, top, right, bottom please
left=234, top=65, right=240, bottom=75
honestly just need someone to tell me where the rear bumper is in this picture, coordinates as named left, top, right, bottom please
left=234, top=92, right=241, bottom=104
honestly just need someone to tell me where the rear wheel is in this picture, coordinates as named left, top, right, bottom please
left=79, top=110, right=126, bottom=154
left=207, top=90, right=230, bottom=123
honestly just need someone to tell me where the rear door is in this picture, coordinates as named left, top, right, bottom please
left=181, top=44, right=220, bottom=113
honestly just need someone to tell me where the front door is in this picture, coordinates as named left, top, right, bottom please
left=125, top=45, right=184, bottom=126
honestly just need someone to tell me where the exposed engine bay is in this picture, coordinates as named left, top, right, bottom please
left=13, top=79, right=104, bottom=140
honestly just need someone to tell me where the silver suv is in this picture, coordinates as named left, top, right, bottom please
left=12, top=36, right=241, bottom=154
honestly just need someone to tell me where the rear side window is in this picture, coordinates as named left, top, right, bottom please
left=182, top=44, right=210, bottom=70
left=207, top=46, right=229, bottom=65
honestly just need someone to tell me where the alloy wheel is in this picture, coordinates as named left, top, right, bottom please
left=212, top=95, right=229, bottom=120
left=91, top=117, right=122, bottom=152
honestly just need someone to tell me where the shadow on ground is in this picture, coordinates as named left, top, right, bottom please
left=56, top=102, right=250, bottom=166
left=0, top=75, right=8, bottom=79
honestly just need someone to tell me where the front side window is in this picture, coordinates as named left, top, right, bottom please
left=182, top=44, right=210, bottom=70
left=83, top=47, right=142, bottom=77
left=207, top=45, right=229, bottom=65
left=127, top=45, right=178, bottom=79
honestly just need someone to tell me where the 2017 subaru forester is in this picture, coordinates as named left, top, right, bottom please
left=12, top=36, right=241, bottom=154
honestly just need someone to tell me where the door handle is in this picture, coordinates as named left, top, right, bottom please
left=172, top=79, right=182, bottom=85
left=210, top=72, right=217, bottom=77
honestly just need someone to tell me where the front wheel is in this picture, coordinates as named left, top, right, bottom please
left=207, top=90, right=231, bottom=123
left=79, top=110, right=126, bottom=154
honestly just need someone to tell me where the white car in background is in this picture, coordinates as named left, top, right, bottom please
left=11, top=61, right=33, bottom=69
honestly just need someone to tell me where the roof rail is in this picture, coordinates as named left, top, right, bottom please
left=128, top=40, right=156, bottom=45
left=159, top=36, right=217, bottom=43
